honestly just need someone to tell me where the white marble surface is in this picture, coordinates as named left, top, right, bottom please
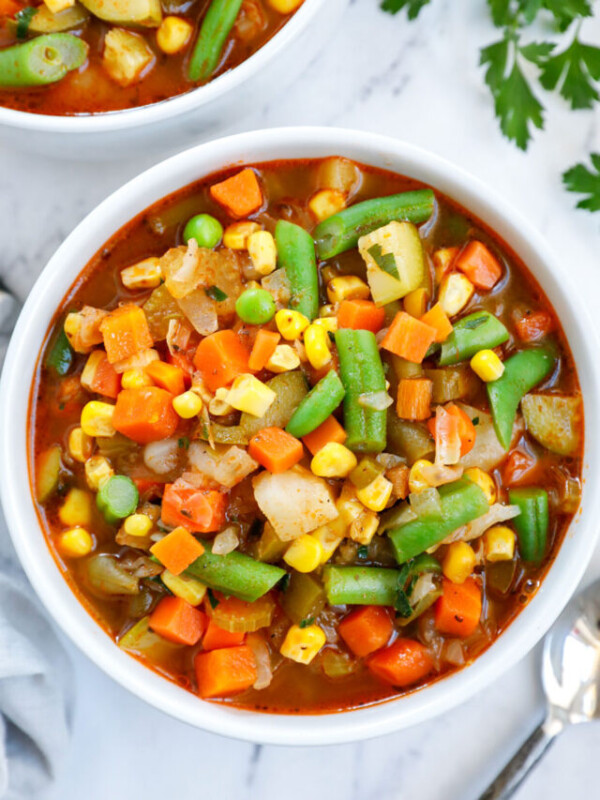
left=1, top=2, right=600, bottom=798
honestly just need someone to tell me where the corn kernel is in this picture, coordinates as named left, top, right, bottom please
left=247, top=230, right=277, bottom=276
left=267, top=0, right=303, bottom=11
left=349, top=510, right=379, bottom=545
left=156, top=16, right=193, bottom=55
left=409, top=459, right=435, bottom=494
left=319, top=304, right=337, bottom=318
left=308, top=189, right=346, bottom=222
left=223, top=221, right=262, bottom=250
left=226, top=374, right=276, bottom=417
left=327, top=276, right=370, bottom=304
left=265, top=344, right=300, bottom=373
left=44, top=0, right=75, bottom=14
left=58, top=527, right=94, bottom=558
left=310, top=517, right=347, bottom=564
left=120, top=257, right=162, bottom=290
left=470, top=349, right=505, bottom=382
left=173, top=390, right=203, bottom=419
left=68, top=427, right=94, bottom=463
left=311, top=442, right=357, bottom=479
left=304, top=323, right=332, bottom=370
left=313, top=316, right=338, bottom=333
left=81, top=401, right=115, bottom=437
left=336, top=482, right=364, bottom=526
left=433, top=247, right=458, bottom=284
left=123, top=514, right=153, bottom=537
left=59, top=488, right=93, bottom=527
left=283, top=534, right=323, bottom=573
left=161, top=570, right=207, bottom=605
left=438, top=273, right=474, bottom=317
left=121, top=368, right=153, bottom=389
left=442, top=541, right=477, bottom=584
left=208, top=387, right=233, bottom=416
left=113, top=348, right=159, bottom=375
left=484, top=525, right=516, bottom=562
left=85, top=455, right=114, bottom=491
left=280, top=623, right=326, bottom=664
left=275, top=309, right=310, bottom=340
left=404, top=288, right=429, bottom=318
left=356, top=473, right=393, bottom=512
left=80, top=351, right=106, bottom=393
left=464, top=467, right=497, bottom=505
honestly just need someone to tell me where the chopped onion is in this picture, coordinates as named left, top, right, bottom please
left=357, top=391, right=394, bottom=411
left=166, top=318, right=193, bottom=356
left=458, top=403, right=524, bottom=471
left=261, top=268, right=291, bottom=306
left=177, top=289, right=218, bottom=335
left=444, top=639, right=465, bottom=666
left=208, top=595, right=276, bottom=633
left=420, top=462, right=463, bottom=487
left=144, top=438, right=179, bottom=475
left=409, top=487, right=442, bottom=518
left=84, top=555, right=140, bottom=597
left=410, top=573, right=437, bottom=605
left=441, top=503, right=521, bottom=547
left=246, top=633, right=273, bottom=690
left=161, top=240, right=200, bottom=299
left=188, top=441, right=259, bottom=489
left=211, top=526, right=240, bottom=555
left=376, top=452, right=405, bottom=470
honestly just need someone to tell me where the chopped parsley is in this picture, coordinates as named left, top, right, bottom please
left=299, top=617, right=315, bottom=628
left=367, top=243, right=400, bottom=279
left=206, top=286, right=228, bottom=302
left=15, top=6, right=36, bottom=38
left=563, top=154, right=600, bottom=211
left=178, top=437, right=190, bottom=450
left=207, top=589, right=219, bottom=609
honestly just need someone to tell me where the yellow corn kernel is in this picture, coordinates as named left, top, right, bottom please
left=308, top=189, right=346, bottom=222
left=80, top=350, right=105, bottom=393
left=484, top=525, right=516, bottom=562
left=121, top=368, right=153, bottom=389
left=311, top=442, right=357, bottom=479
left=247, top=230, right=277, bottom=276
left=464, top=467, right=496, bottom=505
left=442, top=541, right=477, bottom=584
left=311, top=517, right=347, bottom=564
left=408, top=459, right=435, bottom=494
left=265, top=344, right=300, bottom=373
left=123, top=514, right=154, bottom=538
left=303, top=323, right=332, bottom=370
left=349, top=510, right=379, bottom=545
left=172, top=390, right=203, bottom=419
left=319, top=304, right=337, bottom=318
left=208, top=387, right=234, bottom=416
left=336, top=482, right=364, bottom=526
left=113, top=348, right=159, bottom=375
left=438, top=273, right=474, bottom=317
left=120, top=257, right=162, bottom=290
left=59, top=488, right=93, bottom=527
left=85, top=455, right=114, bottom=491
left=313, top=316, right=338, bottom=333
left=275, top=309, right=310, bottom=340
left=433, top=247, right=458, bottom=284
left=81, top=401, right=115, bottom=437
left=156, top=15, right=193, bottom=54
left=404, top=288, right=430, bottom=318
left=68, top=427, right=93, bottom=463
left=245, top=280, right=261, bottom=291
left=44, top=0, right=75, bottom=13
left=58, top=527, right=94, bottom=558
left=283, top=534, right=323, bottom=573
left=356, top=473, right=393, bottom=512
left=161, top=570, right=207, bottom=605
left=226, top=374, right=276, bottom=417
left=470, top=349, right=505, bottom=382
left=280, top=623, right=326, bottom=665
left=223, top=221, right=262, bottom=250
left=327, top=276, right=370, bottom=304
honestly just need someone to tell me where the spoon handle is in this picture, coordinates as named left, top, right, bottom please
left=477, top=714, right=563, bottom=800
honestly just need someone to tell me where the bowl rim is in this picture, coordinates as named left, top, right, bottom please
left=0, top=0, right=325, bottom=134
left=2, top=126, right=599, bottom=746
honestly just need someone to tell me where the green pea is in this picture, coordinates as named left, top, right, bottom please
left=183, top=214, right=223, bottom=249
left=235, top=288, right=276, bottom=325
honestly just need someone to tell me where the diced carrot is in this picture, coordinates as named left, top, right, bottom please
left=248, top=329, right=281, bottom=371
left=113, top=387, right=179, bottom=444
left=86, top=351, right=121, bottom=398
left=337, top=300, right=386, bottom=333
left=0, top=0, right=23, bottom=15
left=428, top=403, right=476, bottom=458
left=149, top=596, right=207, bottom=646
left=99, top=304, right=153, bottom=364
left=455, top=241, right=502, bottom=290
left=396, top=378, right=433, bottom=421
left=195, top=646, right=257, bottom=698
left=161, top=482, right=227, bottom=534
left=502, top=449, right=539, bottom=486
left=420, top=303, right=453, bottom=343
left=193, top=330, right=251, bottom=392
left=150, top=526, right=205, bottom=575
left=145, top=361, right=186, bottom=396
left=429, top=404, right=461, bottom=464
left=202, top=619, right=246, bottom=651
left=133, top=479, right=164, bottom=498
left=434, top=577, right=482, bottom=637
left=366, top=639, right=434, bottom=687
left=339, top=606, right=393, bottom=658
left=248, top=426, right=304, bottom=473
left=209, top=168, right=263, bottom=219
left=380, top=312, right=437, bottom=363
left=386, top=464, right=410, bottom=499
left=302, top=415, right=347, bottom=455
left=513, top=310, right=555, bottom=342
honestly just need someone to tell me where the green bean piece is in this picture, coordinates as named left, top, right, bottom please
left=383, top=478, right=489, bottom=563
left=487, top=348, right=555, bottom=449
left=509, top=487, right=549, bottom=563
left=285, top=370, right=345, bottom=438
left=45, top=328, right=73, bottom=376
left=335, top=329, right=387, bottom=453
left=409, top=552, right=442, bottom=574
left=314, top=190, right=435, bottom=260
left=323, top=565, right=404, bottom=606
left=439, top=311, right=510, bottom=366
left=0, top=34, right=87, bottom=87
left=96, top=475, right=139, bottom=526
left=275, top=220, right=319, bottom=320
left=188, top=0, right=243, bottom=82
left=185, top=545, right=286, bottom=603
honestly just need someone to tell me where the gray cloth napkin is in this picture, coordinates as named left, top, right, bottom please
left=0, top=288, right=73, bottom=799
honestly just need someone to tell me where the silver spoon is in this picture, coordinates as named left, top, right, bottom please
left=478, top=576, right=600, bottom=799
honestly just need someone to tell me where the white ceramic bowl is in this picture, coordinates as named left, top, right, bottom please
left=0, top=0, right=344, bottom=160
left=2, top=127, right=599, bottom=745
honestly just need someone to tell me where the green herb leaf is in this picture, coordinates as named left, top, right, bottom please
left=299, top=617, right=315, bottom=628
left=207, top=588, right=219, bottom=609
left=381, top=0, right=432, bottom=19
left=368, top=244, right=400, bottom=279
left=472, top=416, right=480, bottom=426
left=519, top=41, right=555, bottom=65
left=357, top=545, right=369, bottom=559
left=563, top=154, right=600, bottom=211
left=279, top=573, right=291, bottom=592
left=206, top=285, right=228, bottom=302
left=538, top=36, right=600, bottom=109
left=15, top=6, right=36, bottom=39
left=543, top=0, right=593, bottom=32
left=177, top=437, right=190, bottom=450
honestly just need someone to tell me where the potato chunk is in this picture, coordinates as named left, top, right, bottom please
left=103, top=29, right=155, bottom=87
left=80, top=0, right=161, bottom=26
left=521, top=393, right=582, bottom=456
left=359, top=221, right=426, bottom=306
